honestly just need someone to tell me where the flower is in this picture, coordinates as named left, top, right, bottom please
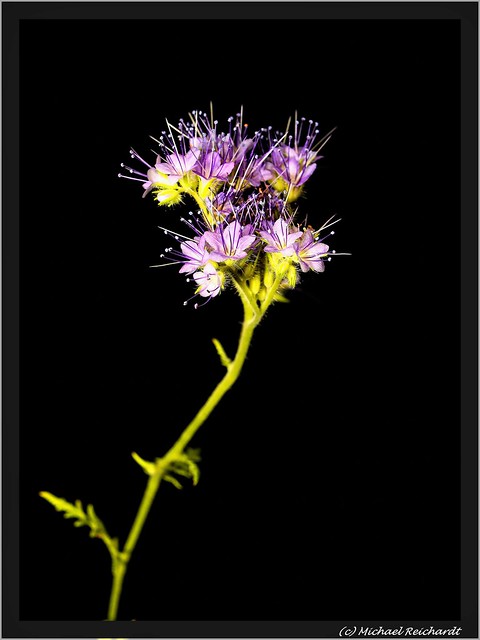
left=203, top=220, right=256, bottom=262
left=259, top=218, right=303, bottom=256
left=294, top=229, right=330, bottom=272
left=153, top=150, right=198, bottom=182
left=120, top=107, right=340, bottom=306
left=178, top=236, right=210, bottom=274
left=261, top=118, right=332, bottom=200
left=269, top=145, right=318, bottom=187
left=193, top=151, right=235, bottom=181
left=193, top=262, right=224, bottom=298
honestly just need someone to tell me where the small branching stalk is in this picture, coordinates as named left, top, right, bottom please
left=212, top=338, right=232, bottom=369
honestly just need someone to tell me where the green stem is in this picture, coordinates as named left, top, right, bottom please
left=107, top=292, right=262, bottom=621
left=170, top=306, right=258, bottom=456
left=261, top=271, right=284, bottom=314
left=182, top=186, right=214, bottom=226
left=107, top=471, right=162, bottom=620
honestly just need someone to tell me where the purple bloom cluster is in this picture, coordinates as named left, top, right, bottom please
left=120, top=108, right=338, bottom=306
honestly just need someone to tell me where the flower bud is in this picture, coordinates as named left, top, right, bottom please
left=257, top=286, right=267, bottom=302
left=243, top=263, right=255, bottom=279
left=286, top=265, right=298, bottom=288
left=264, top=267, right=274, bottom=288
left=155, top=188, right=183, bottom=207
left=276, top=258, right=292, bottom=278
left=249, top=274, right=261, bottom=295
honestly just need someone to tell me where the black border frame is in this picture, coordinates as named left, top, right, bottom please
left=3, top=2, right=478, bottom=638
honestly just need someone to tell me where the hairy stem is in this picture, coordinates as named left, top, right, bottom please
left=183, top=186, right=215, bottom=227
left=107, top=293, right=262, bottom=621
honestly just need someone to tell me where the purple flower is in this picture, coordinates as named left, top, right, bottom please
left=259, top=218, right=303, bottom=256
left=203, top=221, right=256, bottom=262
left=243, top=158, right=276, bottom=187
left=269, top=145, right=318, bottom=187
left=294, top=230, right=329, bottom=272
left=193, top=262, right=223, bottom=298
left=153, top=150, right=198, bottom=181
left=120, top=109, right=339, bottom=307
left=179, top=236, right=210, bottom=274
left=193, top=151, right=235, bottom=181
left=145, top=171, right=178, bottom=189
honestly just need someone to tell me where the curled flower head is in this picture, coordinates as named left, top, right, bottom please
left=121, top=106, right=345, bottom=307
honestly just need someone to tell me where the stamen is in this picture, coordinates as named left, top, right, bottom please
left=118, top=174, right=145, bottom=182
left=157, top=225, right=192, bottom=241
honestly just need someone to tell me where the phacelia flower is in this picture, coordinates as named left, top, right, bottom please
left=203, top=220, right=256, bottom=262
left=269, top=145, right=318, bottom=187
left=178, top=236, right=210, bottom=274
left=193, top=151, right=235, bottom=181
left=259, top=218, right=303, bottom=257
left=146, top=170, right=179, bottom=188
left=243, top=158, right=276, bottom=188
left=120, top=107, right=343, bottom=307
left=153, top=150, right=198, bottom=182
left=193, top=262, right=224, bottom=298
left=294, top=229, right=330, bottom=272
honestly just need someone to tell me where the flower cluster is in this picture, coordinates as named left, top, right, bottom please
left=120, top=108, right=338, bottom=307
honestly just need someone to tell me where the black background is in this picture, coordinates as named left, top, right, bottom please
left=18, top=14, right=462, bottom=624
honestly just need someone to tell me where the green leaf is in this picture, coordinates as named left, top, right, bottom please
left=39, top=491, right=119, bottom=573
left=131, top=451, right=156, bottom=475
left=163, top=449, right=201, bottom=489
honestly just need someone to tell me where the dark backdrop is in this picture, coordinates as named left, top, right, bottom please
left=19, top=16, right=461, bottom=623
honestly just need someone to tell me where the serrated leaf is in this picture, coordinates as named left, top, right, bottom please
left=164, top=474, right=183, bottom=490
left=39, top=491, right=119, bottom=573
left=162, top=449, right=201, bottom=489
